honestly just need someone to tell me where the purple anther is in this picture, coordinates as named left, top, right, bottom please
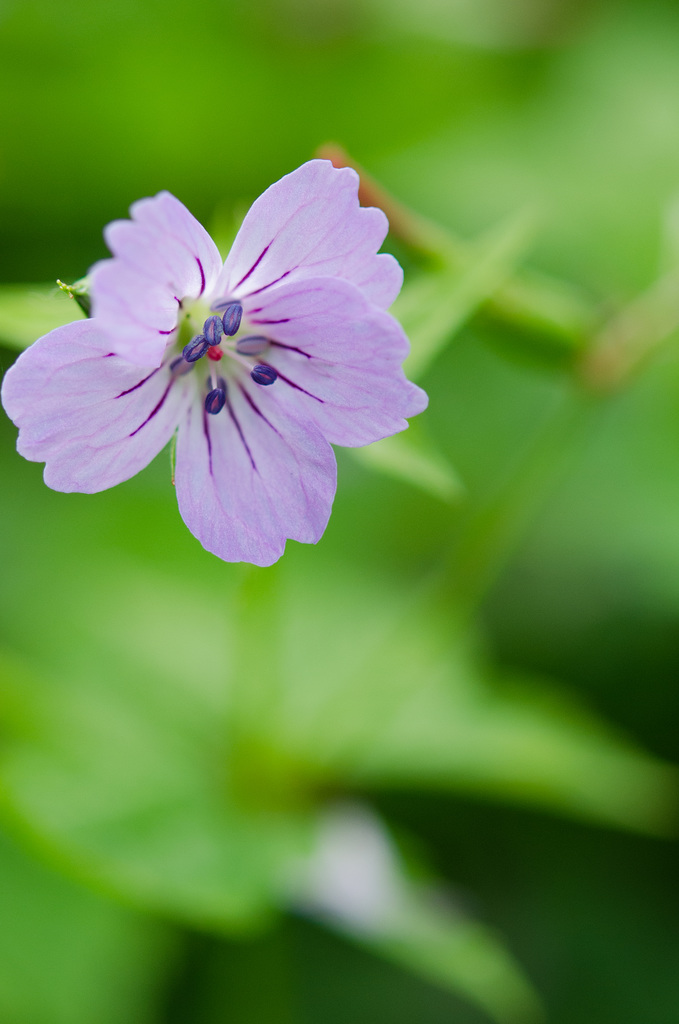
left=205, top=386, right=226, bottom=415
left=221, top=302, right=243, bottom=337
left=203, top=315, right=224, bottom=346
left=250, top=364, right=278, bottom=386
left=169, top=355, right=194, bottom=376
left=183, top=335, right=209, bottom=362
left=236, top=335, right=269, bottom=356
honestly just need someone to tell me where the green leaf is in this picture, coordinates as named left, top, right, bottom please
left=0, top=284, right=82, bottom=351
left=395, top=209, right=538, bottom=381
left=349, top=419, right=465, bottom=503
left=0, top=613, right=312, bottom=934
left=0, top=822, right=171, bottom=1024
left=0, top=545, right=675, bottom=957
left=249, top=570, right=678, bottom=835
left=487, top=269, right=596, bottom=357
left=375, top=904, right=543, bottom=1024
left=289, top=804, right=543, bottom=1024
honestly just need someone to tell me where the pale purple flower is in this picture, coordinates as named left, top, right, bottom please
left=1, top=160, right=427, bottom=566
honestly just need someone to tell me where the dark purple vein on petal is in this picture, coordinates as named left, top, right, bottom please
left=202, top=407, right=214, bottom=477
left=273, top=367, right=324, bottom=402
left=129, top=380, right=174, bottom=436
left=158, top=326, right=177, bottom=335
left=238, top=383, right=282, bottom=437
left=115, top=367, right=160, bottom=398
left=249, top=317, right=291, bottom=325
left=196, top=257, right=206, bottom=297
left=225, top=392, right=257, bottom=471
left=269, top=340, right=312, bottom=359
left=243, top=269, right=294, bottom=297
left=234, top=244, right=270, bottom=290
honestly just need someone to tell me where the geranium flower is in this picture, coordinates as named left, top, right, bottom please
left=1, top=160, right=427, bottom=565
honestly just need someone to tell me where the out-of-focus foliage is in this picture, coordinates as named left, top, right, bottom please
left=0, top=826, right=173, bottom=1024
left=0, top=286, right=81, bottom=350
left=2, top=0, right=679, bottom=1021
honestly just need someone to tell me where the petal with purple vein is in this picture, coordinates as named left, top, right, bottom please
left=1, top=320, right=191, bottom=493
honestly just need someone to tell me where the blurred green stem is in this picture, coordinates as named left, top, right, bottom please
left=579, top=264, right=679, bottom=392
left=442, top=387, right=600, bottom=616
left=243, top=156, right=679, bottom=636
left=318, top=144, right=599, bottom=353
left=439, top=260, right=679, bottom=615
left=316, top=143, right=457, bottom=267
left=228, top=564, right=317, bottom=809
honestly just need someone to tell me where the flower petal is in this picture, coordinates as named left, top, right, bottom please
left=242, top=277, right=428, bottom=447
left=174, top=379, right=337, bottom=566
left=1, top=319, right=191, bottom=492
left=91, top=191, right=223, bottom=367
left=216, top=160, right=403, bottom=310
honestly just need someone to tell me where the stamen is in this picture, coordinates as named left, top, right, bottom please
left=169, top=355, right=195, bottom=376
left=250, top=364, right=278, bottom=386
left=236, top=335, right=269, bottom=356
left=183, top=335, right=209, bottom=362
left=203, top=315, right=224, bottom=345
left=205, top=379, right=227, bottom=415
left=221, top=302, right=243, bottom=336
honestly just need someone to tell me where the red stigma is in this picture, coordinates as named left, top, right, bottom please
left=207, top=346, right=223, bottom=361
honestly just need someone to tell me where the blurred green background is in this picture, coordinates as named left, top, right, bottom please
left=1, top=0, right=679, bottom=1021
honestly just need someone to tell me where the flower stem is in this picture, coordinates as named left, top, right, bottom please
left=317, top=144, right=599, bottom=352
left=316, top=143, right=456, bottom=268
left=578, top=265, right=679, bottom=392
left=319, top=147, right=679, bottom=613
